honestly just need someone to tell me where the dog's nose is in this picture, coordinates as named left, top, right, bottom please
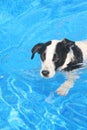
left=42, top=70, right=49, bottom=77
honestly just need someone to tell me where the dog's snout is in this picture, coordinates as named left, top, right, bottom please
left=42, top=70, right=49, bottom=77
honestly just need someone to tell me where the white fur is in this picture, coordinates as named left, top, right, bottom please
left=76, top=40, right=87, bottom=62
left=40, top=40, right=60, bottom=78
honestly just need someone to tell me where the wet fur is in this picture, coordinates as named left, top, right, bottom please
left=31, top=38, right=87, bottom=96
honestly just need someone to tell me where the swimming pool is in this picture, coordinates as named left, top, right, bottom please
left=0, top=0, right=87, bottom=129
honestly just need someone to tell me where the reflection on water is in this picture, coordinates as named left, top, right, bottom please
left=0, top=68, right=87, bottom=129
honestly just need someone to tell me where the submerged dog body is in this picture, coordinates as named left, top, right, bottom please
left=31, top=38, right=87, bottom=95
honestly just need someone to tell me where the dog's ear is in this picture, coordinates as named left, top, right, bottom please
left=31, top=43, right=44, bottom=59
left=62, top=38, right=75, bottom=48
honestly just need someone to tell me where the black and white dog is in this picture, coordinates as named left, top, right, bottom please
left=31, top=38, right=87, bottom=96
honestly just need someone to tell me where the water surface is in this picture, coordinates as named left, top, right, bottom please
left=0, top=0, right=87, bottom=130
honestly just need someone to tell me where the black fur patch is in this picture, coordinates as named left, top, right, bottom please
left=63, top=44, right=83, bottom=71
left=53, top=39, right=83, bottom=71
left=31, top=41, right=51, bottom=59
left=54, top=42, right=69, bottom=70
left=31, top=38, right=83, bottom=72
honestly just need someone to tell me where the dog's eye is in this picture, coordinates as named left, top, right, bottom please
left=41, top=52, right=46, bottom=61
left=53, top=53, right=59, bottom=62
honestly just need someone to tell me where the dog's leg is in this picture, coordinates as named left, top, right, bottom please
left=56, top=72, right=79, bottom=96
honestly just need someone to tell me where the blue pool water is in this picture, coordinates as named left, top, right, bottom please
left=0, top=0, right=87, bottom=130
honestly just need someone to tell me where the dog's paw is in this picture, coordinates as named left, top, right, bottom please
left=56, top=80, right=73, bottom=96
left=56, top=83, right=71, bottom=96
left=56, top=86, right=69, bottom=96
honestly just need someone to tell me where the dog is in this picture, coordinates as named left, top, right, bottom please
left=31, top=38, right=87, bottom=96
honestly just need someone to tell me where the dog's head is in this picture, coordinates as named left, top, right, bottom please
left=31, top=38, right=75, bottom=78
